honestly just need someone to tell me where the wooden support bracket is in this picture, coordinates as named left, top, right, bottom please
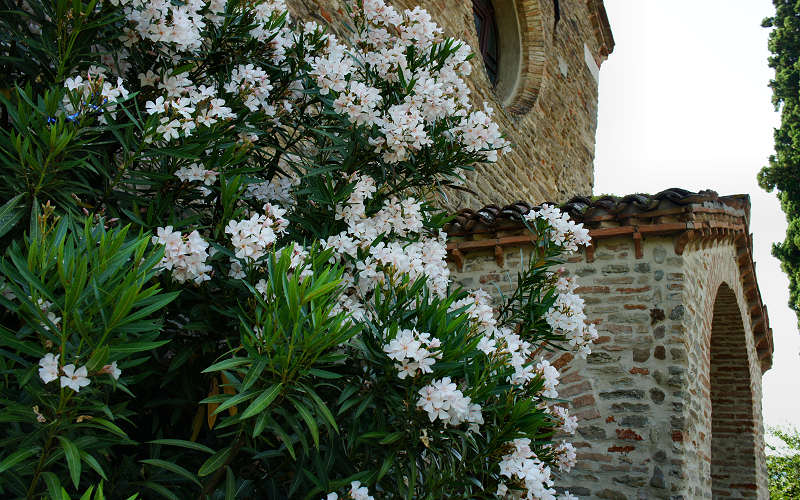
left=674, top=230, right=697, bottom=255
left=494, top=245, right=504, bottom=268
left=633, top=230, right=643, bottom=259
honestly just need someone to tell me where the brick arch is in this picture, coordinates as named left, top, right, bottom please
left=681, top=241, right=769, bottom=499
left=709, top=282, right=759, bottom=497
left=502, top=0, right=547, bottom=114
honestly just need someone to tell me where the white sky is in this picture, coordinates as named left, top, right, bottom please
left=595, top=0, right=799, bottom=428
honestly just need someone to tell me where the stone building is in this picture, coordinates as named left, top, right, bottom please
left=446, top=191, right=773, bottom=498
left=289, top=0, right=773, bottom=498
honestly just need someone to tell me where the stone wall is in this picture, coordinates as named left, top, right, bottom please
left=285, top=0, right=613, bottom=209
left=449, top=235, right=768, bottom=499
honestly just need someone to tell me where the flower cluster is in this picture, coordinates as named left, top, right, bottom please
left=143, top=84, right=235, bottom=143
left=36, top=298, right=61, bottom=332
left=551, top=441, right=577, bottom=473
left=38, top=354, right=120, bottom=392
left=63, top=70, right=129, bottom=123
left=323, top=481, right=375, bottom=500
left=536, top=359, right=561, bottom=399
left=525, top=204, right=591, bottom=254
left=416, top=377, right=483, bottom=430
left=545, top=275, right=598, bottom=358
left=311, top=0, right=509, bottom=163
left=383, top=328, right=441, bottom=379
left=326, top=176, right=450, bottom=298
left=223, top=64, right=275, bottom=114
left=120, top=0, right=224, bottom=51
left=225, top=203, right=289, bottom=263
left=451, top=290, right=538, bottom=386
left=152, top=226, right=213, bottom=284
left=174, top=164, right=218, bottom=186
left=496, top=438, right=579, bottom=500
left=552, top=405, right=578, bottom=435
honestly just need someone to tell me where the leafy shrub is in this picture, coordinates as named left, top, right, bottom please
left=768, top=427, right=800, bottom=499
left=0, top=0, right=595, bottom=498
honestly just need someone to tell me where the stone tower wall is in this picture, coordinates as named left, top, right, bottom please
left=286, top=0, right=613, bottom=208
left=448, top=235, right=768, bottom=499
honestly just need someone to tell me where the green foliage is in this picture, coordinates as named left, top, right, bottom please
left=0, top=0, right=580, bottom=498
left=768, top=427, right=800, bottom=498
left=761, top=1, right=800, bottom=327
left=0, top=212, right=175, bottom=497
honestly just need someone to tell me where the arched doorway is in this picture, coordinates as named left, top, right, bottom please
left=710, top=283, right=758, bottom=497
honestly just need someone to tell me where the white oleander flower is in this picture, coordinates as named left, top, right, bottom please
left=60, top=364, right=91, bottom=392
left=102, top=361, right=122, bottom=380
left=349, top=481, right=374, bottom=500
left=38, top=353, right=60, bottom=384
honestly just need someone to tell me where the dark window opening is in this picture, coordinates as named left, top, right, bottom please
left=472, top=0, right=499, bottom=85
left=554, top=0, right=561, bottom=30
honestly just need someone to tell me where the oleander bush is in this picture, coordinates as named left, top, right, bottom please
left=0, top=0, right=596, bottom=498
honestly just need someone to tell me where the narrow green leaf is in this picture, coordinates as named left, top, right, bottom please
left=84, top=417, right=129, bottom=439
left=240, top=383, right=282, bottom=420
left=40, top=471, right=62, bottom=500
left=0, top=447, right=39, bottom=474
left=213, top=389, right=259, bottom=415
left=0, top=193, right=24, bottom=239
left=78, top=485, right=95, bottom=500
left=141, top=481, right=180, bottom=500
left=57, top=436, right=82, bottom=489
left=308, top=368, right=342, bottom=379
left=225, top=467, right=235, bottom=500
left=301, top=280, right=340, bottom=304
left=198, top=446, right=234, bottom=477
left=140, top=459, right=201, bottom=486
left=290, top=398, right=319, bottom=448
left=201, top=358, right=249, bottom=373
left=379, top=432, right=404, bottom=445
left=81, top=451, right=107, bottom=480
left=147, top=439, right=214, bottom=454
left=109, top=340, right=169, bottom=354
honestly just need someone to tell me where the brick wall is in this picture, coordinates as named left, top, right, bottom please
left=285, top=0, right=612, bottom=209
left=450, top=235, right=768, bottom=499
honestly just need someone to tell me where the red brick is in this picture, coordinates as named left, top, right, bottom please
left=608, top=445, right=636, bottom=453
left=615, top=428, right=644, bottom=441
left=615, top=286, right=651, bottom=293
left=572, top=394, right=595, bottom=408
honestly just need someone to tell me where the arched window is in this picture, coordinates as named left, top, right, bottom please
left=472, top=0, right=499, bottom=85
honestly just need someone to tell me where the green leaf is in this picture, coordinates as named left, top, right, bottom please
left=213, top=389, right=259, bottom=415
left=81, top=451, right=107, bottom=480
left=57, top=436, right=82, bottom=489
left=198, top=446, right=234, bottom=477
left=201, top=358, right=249, bottom=373
left=85, top=417, right=129, bottom=439
left=379, top=432, right=404, bottom=445
left=0, top=325, right=45, bottom=357
left=225, top=467, right=235, bottom=500
left=140, top=459, right=201, bottom=486
left=240, top=383, right=282, bottom=420
left=0, top=193, right=24, bottom=239
left=147, top=439, right=214, bottom=454
left=41, top=471, right=62, bottom=500
left=141, top=481, right=180, bottom=500
left=0, top=447, right=39, bottom=474
left=290, top=398, right=319, bottom=448
left=302, top=280, right=340, bottom=304
left=78, top=485, right=95, bottom=500
left=109, top=340, right=170, bottom=354
left=308, top=368, right=342, bottom=379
